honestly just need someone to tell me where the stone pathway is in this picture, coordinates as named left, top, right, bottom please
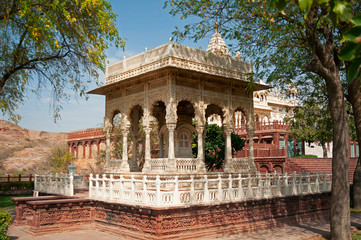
left=7, top=213, right=361, bottom=240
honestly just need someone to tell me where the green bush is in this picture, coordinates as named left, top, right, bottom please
left=0, top=209, right=11, bottom=240
left=351, top=184, right=354, bottom=208
left=0, top=182, right=34, bottom=192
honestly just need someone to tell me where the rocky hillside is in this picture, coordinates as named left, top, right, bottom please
left=0, top=120, right=67, bottom=174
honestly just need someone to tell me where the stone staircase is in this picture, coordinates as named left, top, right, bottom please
left=287, top=157, right=358, bottom=183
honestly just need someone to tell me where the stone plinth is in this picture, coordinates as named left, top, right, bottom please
left=14, top=192, right=331, bottom=239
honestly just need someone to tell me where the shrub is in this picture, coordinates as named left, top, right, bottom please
left=45, top=144, right=74, bottom=174
left=0, top=182, right=34, bottom=192
left=0, top=209, right=11, bottom=240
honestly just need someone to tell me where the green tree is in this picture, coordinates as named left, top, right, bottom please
left=192, top=124, right=245, bottom=170
left=45, top=144, right=74, bottom=174
left=272, top=0, right=361, bottom=213
left=287, top=98, right=333, bottom=158
left=165, top=0, right=361, bottom=238
left=0, top=0, right=124, bottom=122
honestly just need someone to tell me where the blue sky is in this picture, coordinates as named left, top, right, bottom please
left=2, top=0, right=212, bottom=133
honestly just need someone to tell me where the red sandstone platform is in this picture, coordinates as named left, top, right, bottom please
left=7, top=213, right=361, bottom=240
left=11, top=192, right=334, bottom=240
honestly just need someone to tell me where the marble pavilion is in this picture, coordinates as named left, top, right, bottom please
left=89, top=30, right=270, bottom=175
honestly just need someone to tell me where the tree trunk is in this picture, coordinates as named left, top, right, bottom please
left=326, top=77, right=351, bottom=240
left=321, top=143, right=328, bottom=158
left=347, top=77, right=361, bottom=209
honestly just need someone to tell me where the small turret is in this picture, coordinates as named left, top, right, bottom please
left=206, top=23, right=231, bottom=57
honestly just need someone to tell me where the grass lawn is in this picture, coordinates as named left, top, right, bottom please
left=351, top=208, right=361, bottom=214
left=293, top=154, right=318, bottom=158
left=0, top=195, right=31, bottom=210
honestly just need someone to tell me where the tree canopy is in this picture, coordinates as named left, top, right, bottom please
left=192, top=124, right=245, bottom=170
left=165, top=0, right=361, bottom=238
left=0, top=0, right=124, bottom=122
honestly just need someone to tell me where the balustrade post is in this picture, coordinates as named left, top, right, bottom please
left=131, top=175, right=135, bottom=203
left=314, top=172, right=320, bottom=192
left=34, top=174, right=38, bottom=192
left=247, top=174, right=253, bottom=199
left=265, top=172, right=271, bottom=198
left=238, top=174, right=244, bottom=199
left=217, top=174, right=222, bottom=201
left=190, top=175, right=195, bottom=204
left=70, top=173, right=74, bottom=196
left=291, top=172, right=297, bottom=195
left=155, top=175, right=161, bottom=206
left=102, top=174, right=106, bottom=199
left=174, top=176, right=180, bottom=205
left=283, top=173, right=289, bottom=196
left=322, top=172, right=327, bottom=191
left=119, top=175, right=124, bottom=202
left=299, top=173, right=304, bottom=194
left=228, top=174, right=233, bottom=201
left=306, top=172, right=311, bottom=193
left=109, top=175, right=114, bottom=200
left=276, top=173, right=281, bottom=196
left=95, top=174, right=99, bottom=198
left=55, top=173, right=59, bottom=194
left=142, top=175, right=147, bottom=204
left=89, top=174, right=93, bottom=197
left=257, top=173, right=262, bottom=198
left=204, top=175, right=209, bottom=203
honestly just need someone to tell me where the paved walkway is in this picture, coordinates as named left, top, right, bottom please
left=6, top=213, right=361, bottom=240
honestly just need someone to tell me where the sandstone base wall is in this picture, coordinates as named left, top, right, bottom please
left=14, top=192, right=331, bottom=240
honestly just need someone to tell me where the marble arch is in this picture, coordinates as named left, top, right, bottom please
left=89, top=33, right=270, bottom=175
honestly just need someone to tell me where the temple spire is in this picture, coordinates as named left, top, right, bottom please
left=206, top=22, right=231, bottom=57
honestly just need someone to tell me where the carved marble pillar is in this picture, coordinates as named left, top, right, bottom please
left=130, top=133, right=140, bottom=172
left=159, top=134, right=164, bottom=158
left=196, top=126, right=206, bottom=173
left=223, top=128, right=233, bottom=173
left=246, top=109, right=256, bottom=172
left=166, top=99, right=177, bottom=173
left=167, top=123, right=177, bottom=172
left=104, top=117, right=112, bottom=168
left=142, top=127, right=152, bottom=173
left=121, top=128, right=130, bottom=172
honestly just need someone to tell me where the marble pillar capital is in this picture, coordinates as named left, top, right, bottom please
left=166, top=123, right=177, bottom=132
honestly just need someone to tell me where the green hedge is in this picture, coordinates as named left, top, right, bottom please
left=351, top=184, right=354, bottom=208
left=0, top=182, right=34, bottom=192
left=0, top=210, right=11, bottom=240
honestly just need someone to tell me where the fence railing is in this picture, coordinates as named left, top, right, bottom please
left=0, top=174, right=34, bottom=183
left=34, top=174, right=75, bottom=196
left=89, top=172, right=331, bottom=207
left=236, top=148, right=287, bottom=158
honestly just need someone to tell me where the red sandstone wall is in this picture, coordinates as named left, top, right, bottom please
left=15, top=192, right=331, bottom=239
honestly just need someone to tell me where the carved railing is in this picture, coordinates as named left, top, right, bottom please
left=35, top=174, right=74, bottom=196
left=89, top=172, right=331, bottom=207
left=236, top=148, right=287, bottom=158
left=149, top=158, right=198, bottom=173
left=235, top=120, right=289, bottom=133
